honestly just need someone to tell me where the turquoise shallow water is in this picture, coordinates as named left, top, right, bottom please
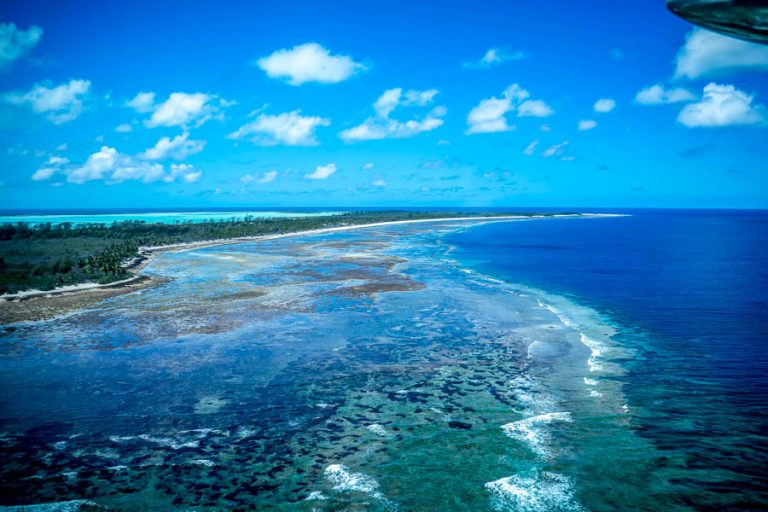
left=0, top=210, right=344, bottom=226
left=1, top=214, right=764, bottom=510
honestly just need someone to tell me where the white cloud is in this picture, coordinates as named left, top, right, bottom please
left=126, top=91, right=155, bottom=113
left=305, top=163, right=337, bottom=180
left=67, top=146, right=119, bottom=183
left=540, top=123, right=551, bottom=132
left=140, top=132, right=206, bottom=160
left=677, top=83, right=766, bottom=127
left=45, top=146, right=203, bottom=185
left=168, top=163, right=202, bottom=184
left=635, top=83, right=696, bottom=105
left=0, top=22, right=43, bottom=70
left=258, top=170, right=278, bottom=183
left=675, top=28, right=768, bottom=79
left=4, top=79, right=91, bottom=124
left=518, top=99, right=554, bottom=118
left=542, top=141, right=569, bottom=158
left=374, top=88, right=437, bottom=117
left=240, top=174, right=255, bottom=184
left=109, top=160, right=166, bottom=184
left=464, top=47, right=526, bottom=69
left=578, top=119, right=597, bottom=131
left=228, top=110, right=330, bottom=146
left=257, top=42, right=366, bottom=85
left=115, top=123, right=133, bottom=133
left=140, top=92, right=226, bottom=128
left=362, top=162, right=375, bottom=170
left=594, top=98, right=616, bottom=113
left=523, top=139, right=538, bottom=156
left=466, top=84, right=553, bottom=134
left=32, top=156, right=69, bottom=181
left=372, top=178, right=387, bottom=187
left=340, top=88, right=445, bottom=142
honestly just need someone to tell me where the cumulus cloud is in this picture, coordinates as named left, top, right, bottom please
left=594, top=98, right=616, bottom=113
left=140, top=132, right=206, bottom=160
left=372, top=178, right=387, bottom=187
left=340, top=88, right=445, bottom=142
left=243, top=170, right=278, bottom=184
left=466, top=84, right=553, bottom=134
left=677, top=83, right=766, bottom=127
left=675, top=28, right=768, bottom=79
left=518, top=99, right=554, bottom=118
left=257, top=42, right=366, bottom=85
left=35, top=146, right=203, bottom=184
left=168, top=164, right=202, bottom=183
left=305, top=163, right=337, bottom=180
left=578, top=119, right=597, bottom=130
left=362, top=162, right=375, bottom=170
left=109, top=160, right=166, bottom=184
left=126, top=91, right=156, bottom=113
left=67, top=146, right=120, bottom=183
left=635, top=83, right=696, bottom=105
left=129, top=92, right=228, bottom=128
left=4, top=79, right=91, bottom=124
left=115, top=123, right=133, bottom=133
left=228, top=110, right=330, bottom=146
left=464, top=47, right=526, bottom=69
left=0, top=22, right=43, bottom=70
left=32, top=156, right=68, bottom=181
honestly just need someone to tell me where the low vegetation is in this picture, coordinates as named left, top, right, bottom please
left=0, top=211, right=564, bottom=294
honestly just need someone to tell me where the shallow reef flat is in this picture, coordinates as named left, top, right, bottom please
left=0, top=219, right=658, bottom=511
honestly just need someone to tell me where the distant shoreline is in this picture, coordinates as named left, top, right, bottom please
left=0, top=213, right=622, bottom=321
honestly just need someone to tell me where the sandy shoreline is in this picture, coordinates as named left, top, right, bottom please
left=0, top=213, right=619, bottom=322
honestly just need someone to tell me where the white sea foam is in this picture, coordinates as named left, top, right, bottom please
left=538, top=299, right=611, bottom=374
left=367, top=424, right=392, bottom=438
left=193, top=459, right=215, bottom=467
left=579, top=333, right=604, bottom=372
left=0, top=500, right=101, bottom=511
left=583, top=378, right=598, bottom=386
left=507, top=375, right=555, bottom=412
left=324, top=464, right=382, bottom=497
left=537, top=300, right=577, bottom=329
left=501, top=412, right=573, bottom=457
left=110, top=429, right=214, bottom=450
left=305, top=491, right=327, bottom=501
left=235, top=426, right=258, bottom=439
left=485, top=471, right=587, bottom=512
left=137, top=434, right=198, bottom=449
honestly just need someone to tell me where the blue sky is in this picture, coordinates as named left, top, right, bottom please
left=1, top=0, right=767, bottom=209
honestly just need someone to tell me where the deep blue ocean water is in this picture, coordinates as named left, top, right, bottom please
left=447, top=210, right=768, bottom=509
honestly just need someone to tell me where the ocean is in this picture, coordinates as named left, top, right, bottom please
left=447, top=209, right=768, bottom=510
left=0, top=209, right=766, bottom=510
